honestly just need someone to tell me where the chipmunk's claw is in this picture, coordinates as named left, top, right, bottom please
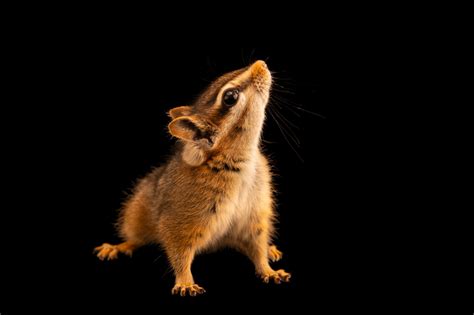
left=172, top=284, right=206, bottom=297
left=261, top=269, right=291, bottom=284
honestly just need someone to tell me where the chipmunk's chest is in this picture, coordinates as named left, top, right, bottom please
left=206, top=161, right=259, bottom=239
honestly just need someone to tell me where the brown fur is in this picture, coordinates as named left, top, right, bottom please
left=94, top=60, right=290, bottom=296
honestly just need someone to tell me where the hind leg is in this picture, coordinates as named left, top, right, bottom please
left=236, top=213, right=291, bottom=284
left=94, top=241, right=138, bottom=260
left=95, top=179, right=155, bottom=261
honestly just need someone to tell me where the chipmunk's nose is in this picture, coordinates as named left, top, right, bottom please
left=250, top=60, right=270, bottom=79
left=251, top=60, right=267, bottom=71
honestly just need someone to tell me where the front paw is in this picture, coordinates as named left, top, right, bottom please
left=261, top=269, right=291, bottom=284
left=171, top=283, right=206, bottom=297
left=268, top=245, right=283, bottom=262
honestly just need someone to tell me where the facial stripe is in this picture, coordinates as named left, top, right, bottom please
left=195, top=67, right=248, bottom=110
left=213, top=74, right=255, bottom=120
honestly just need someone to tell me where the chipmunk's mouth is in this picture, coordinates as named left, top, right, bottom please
left=250, top=60, right=272, bottom=96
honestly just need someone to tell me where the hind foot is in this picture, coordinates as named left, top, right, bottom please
left=94, top=242, right=135, bottom=261
left=171, top=283, right=206, bottom=297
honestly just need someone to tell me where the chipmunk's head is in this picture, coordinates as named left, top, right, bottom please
left=168, top=60, right=272, bottom=165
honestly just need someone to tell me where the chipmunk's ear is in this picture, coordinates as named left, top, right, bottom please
left=168, top=115, right=216, bottom=147
left=168, top=106, right=192, bottom=119
left=169, top=115, right=217, bottom=166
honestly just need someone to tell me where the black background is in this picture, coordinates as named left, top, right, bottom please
left=1, top=46, right=396, bottom=313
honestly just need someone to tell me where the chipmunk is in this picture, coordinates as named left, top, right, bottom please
left=94, top=60, right=290, bottom=296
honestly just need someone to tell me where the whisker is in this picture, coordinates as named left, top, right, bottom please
left=270, top=96, right=302, bottom=118
left=261, top=138, right=278, bottom=144
left=249, top=48, right=256, bottom=64
left=292, top=105, right=327, bottom=119
left=270, top=93, right=300, bottom=105
left=271, top=81, right=295, bottom=91
left=270, top=101, right=301, bottom=129
left=271, top=92, right=326, bottom=120
left=153, top=254, right=163, bottom=263
left=268, top=108, right=304, bottom=162
left=270, top=87, right=296, bottom=95
left=270, top=75, right=298, bottom=84
left=270, top=116, right=300, bottom=147
left=270, top=114, right=304, bottom=162
left=274, top=102, right=302, bottom=118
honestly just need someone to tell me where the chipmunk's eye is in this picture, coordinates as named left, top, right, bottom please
left=223, top=89, right=239, bottom=106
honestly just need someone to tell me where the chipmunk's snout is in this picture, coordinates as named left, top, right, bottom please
left=250, top=60, right=271, bottom=95
left=251, top=60, right=268, bottom=72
